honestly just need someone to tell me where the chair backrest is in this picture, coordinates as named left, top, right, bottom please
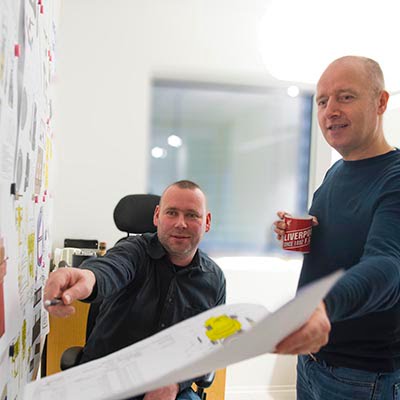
left=86, top=194, right=161, bottom=340
left=113, top=194, right=161, bottom=236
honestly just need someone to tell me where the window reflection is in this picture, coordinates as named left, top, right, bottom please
left=149, top=81, right=313, bottom=257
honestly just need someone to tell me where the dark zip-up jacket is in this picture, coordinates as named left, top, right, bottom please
left=79, top=232, right=226, bottom=395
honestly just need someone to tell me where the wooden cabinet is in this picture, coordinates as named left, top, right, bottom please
left=46, top=301, right=89, bottom=375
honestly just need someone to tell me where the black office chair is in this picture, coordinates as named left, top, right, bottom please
left=113, top=194, right=161, bottom=242
left=60, top=194, right=215, bottom=399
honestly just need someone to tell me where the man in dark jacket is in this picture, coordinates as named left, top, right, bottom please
left=45, top=180, right=226, bottom=400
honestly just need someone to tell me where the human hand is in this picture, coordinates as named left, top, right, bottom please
left=44, top=268, right=96, bottom=317
left=143, top=384, right=179, bottom=400
left=273, top=211, right=291, bottom=241
left=273, top=211, right=319, bottom=241
left=274, top=301, right=330, bottom=354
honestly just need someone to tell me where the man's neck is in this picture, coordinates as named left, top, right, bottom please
left=342, top=137, right=393, bottom=161
left=169, top=252, right=196, bottom=267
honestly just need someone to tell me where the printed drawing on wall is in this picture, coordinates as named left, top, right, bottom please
left=0, top=0, right=60, bottom=398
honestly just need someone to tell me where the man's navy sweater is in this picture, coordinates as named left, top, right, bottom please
left=299, top=149, right=400, bottom=372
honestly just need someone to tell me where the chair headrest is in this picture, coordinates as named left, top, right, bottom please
left=113, top=194, right=161, bottom=234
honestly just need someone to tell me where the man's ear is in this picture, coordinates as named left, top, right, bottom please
left=205, top=212, right=211, bottom=232
left=377, top=90, right=389, bottom=115
left=153, top=205, right=160, bottom=226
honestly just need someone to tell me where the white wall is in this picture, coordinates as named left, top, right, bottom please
left=384, top=102, right=400, bottom=148
left=53, top=0, right=287, bottom=249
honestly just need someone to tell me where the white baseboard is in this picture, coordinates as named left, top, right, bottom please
left=225, top=385, right=296, bottom=400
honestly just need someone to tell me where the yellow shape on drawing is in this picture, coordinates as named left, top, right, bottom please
left=28, top=233, right=35, bottom=277
left=204, top=314, right=241, bottom=341
left=22, top=319, right=27, bottom=358
left=16, top=206, right=23, bottom=228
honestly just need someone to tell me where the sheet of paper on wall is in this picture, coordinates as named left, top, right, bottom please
left=23, top=270, right=343, bottom=400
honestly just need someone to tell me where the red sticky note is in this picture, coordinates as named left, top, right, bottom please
left=40, top=5, right=44, bottom=14
left=14, top=44, right=20, bottom=57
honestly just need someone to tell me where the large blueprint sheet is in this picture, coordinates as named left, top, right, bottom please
left=24, top=270, right=342, bottom=400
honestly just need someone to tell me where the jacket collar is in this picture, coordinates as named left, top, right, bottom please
left=144, top=232, right=205, bottom=271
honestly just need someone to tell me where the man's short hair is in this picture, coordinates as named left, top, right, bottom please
left=160, top=180, right=207, bottom=208
left=335, top=56, right=385, bottom=96
left=169, top=180, right=202, bottom=191
left=362, top=57, right=385, bottom=96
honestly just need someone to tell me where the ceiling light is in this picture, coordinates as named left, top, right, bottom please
left=167, top=134, right=183, bottom=148
left=258, top=0, right=400, bottom=92
left=287, top=86, right=299, bottom=98
left=151, top=146, right=167, bottom=159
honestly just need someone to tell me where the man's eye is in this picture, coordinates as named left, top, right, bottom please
left=187, top=213, right=198, bottom=219
left=340, top=95, right=354, bottom=101
left=317, top=100, right=326, bottom=107
left=166, top=210, right=176, bottom=216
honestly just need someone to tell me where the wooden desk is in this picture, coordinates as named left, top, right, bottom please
left=46, top=301, right=225, bottom=399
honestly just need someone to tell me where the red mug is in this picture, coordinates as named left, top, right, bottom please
left=282, top=215, right=313, bottom=253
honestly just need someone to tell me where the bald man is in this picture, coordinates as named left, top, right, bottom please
left=274, top=56, right=400, bottom=399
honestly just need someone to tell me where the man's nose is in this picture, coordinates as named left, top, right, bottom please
left=175, top=214, right=187, bottom=228
left=325, top=99, right=341, bottom=119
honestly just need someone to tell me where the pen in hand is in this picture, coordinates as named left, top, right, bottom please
left=44, top=297, right=63, bottom=307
